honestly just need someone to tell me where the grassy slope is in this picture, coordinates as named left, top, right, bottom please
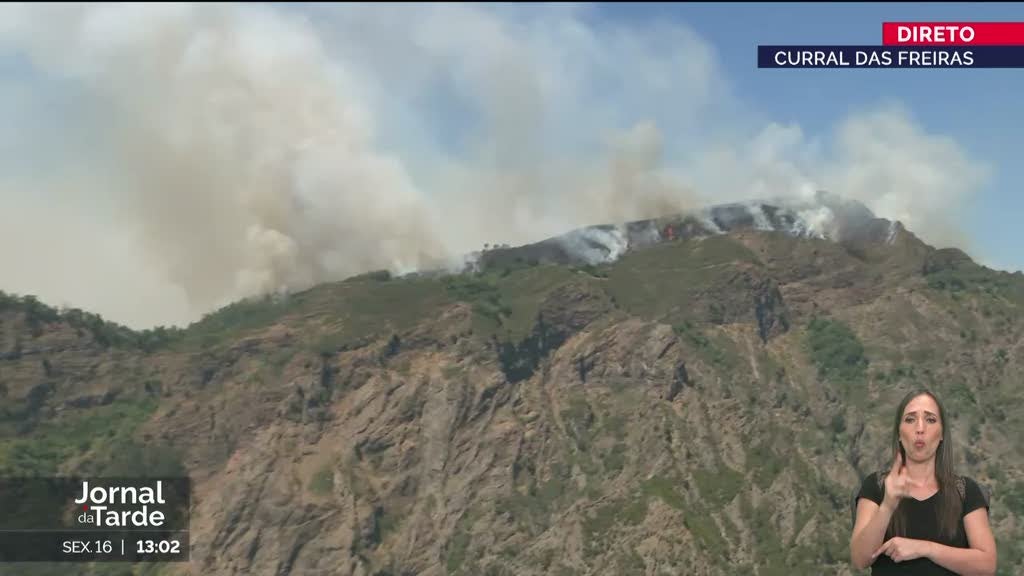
left=2, top=232, right=1023, bottom=575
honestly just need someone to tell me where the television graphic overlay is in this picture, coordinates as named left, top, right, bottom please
left=759, top=21, right=1024, bottom=68
left=0, top=477, right=190, bottom=562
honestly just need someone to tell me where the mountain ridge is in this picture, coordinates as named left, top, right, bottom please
left=1, top=195, right=1023, bottom=575
left=0, top=191, right=945, bottom=339
left=468, top=191, right=914, bottom=274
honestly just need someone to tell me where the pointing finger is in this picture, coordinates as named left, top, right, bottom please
left=872, top=539, right=891, bottom=559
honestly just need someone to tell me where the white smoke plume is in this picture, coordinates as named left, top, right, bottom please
left=822, top=105, right=988, bottom=251
left=1, top=3, right=452, bottom=325
left=0, top=4, right=990, bottom=329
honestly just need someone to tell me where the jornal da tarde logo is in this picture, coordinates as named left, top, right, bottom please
left=74, top=480, right=169, bottom=528
left=0, top=476, right=190, bottom=562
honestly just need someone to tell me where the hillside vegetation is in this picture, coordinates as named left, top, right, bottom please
left=1, top=226, right=1022, bottom=576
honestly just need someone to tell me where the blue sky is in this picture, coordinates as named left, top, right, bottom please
left=0, top=3, right=1020, bottom=328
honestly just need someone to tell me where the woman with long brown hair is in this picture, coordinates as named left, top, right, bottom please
left=850, top=389, right=997, bottom=574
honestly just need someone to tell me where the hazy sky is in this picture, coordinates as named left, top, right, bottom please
left=0, top=3, right=1019, bottom=329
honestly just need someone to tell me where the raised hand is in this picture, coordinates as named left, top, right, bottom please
left=883, top=450, right=917, bottom=505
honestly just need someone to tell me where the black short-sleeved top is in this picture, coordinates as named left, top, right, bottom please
left=856, top=472, right=990, bottom=575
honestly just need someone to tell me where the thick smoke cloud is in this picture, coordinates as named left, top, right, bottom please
left=0, top=4, right=989, bottom=329
left=684, top=107, right=987, bottom=251
left=1, top=4, right=449, bottom=325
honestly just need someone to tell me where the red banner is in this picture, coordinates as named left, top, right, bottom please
left=883, top=22, right=1024, bottom=46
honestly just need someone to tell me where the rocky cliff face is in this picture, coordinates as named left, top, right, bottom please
left=2, top=206, right=1024, bottom=575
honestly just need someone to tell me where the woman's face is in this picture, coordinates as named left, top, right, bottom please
left=900, top=394, right=943, bottom=462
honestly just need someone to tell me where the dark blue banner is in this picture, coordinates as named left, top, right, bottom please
left=758, top=45, right=1024, bottom=68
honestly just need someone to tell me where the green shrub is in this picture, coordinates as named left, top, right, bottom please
left=805, top=317, right=868, bottom=384
left=1003, top=481, right=1024, bottom=517
left=0, top=290, right=184, bottom=350
left=0, top=397, right=162, bottom=478
left=641, top=476, right=686, bottom=510
left=673, top=321, right=729, bottom=367
left=309, top=464, right=335, bottom=495
left=693, top=466, right=743, bottom=507
left=444, top=275, right=511, bottom=322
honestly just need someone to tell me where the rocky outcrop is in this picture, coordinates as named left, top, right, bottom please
left=2, top=221, right=1023, bottom=576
